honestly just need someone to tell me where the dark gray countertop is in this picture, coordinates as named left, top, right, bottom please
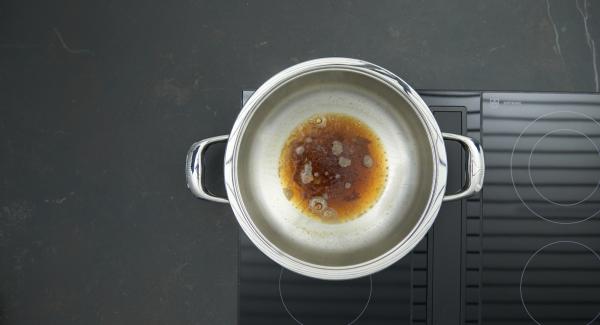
left=0, top=0, right=598, bottom=324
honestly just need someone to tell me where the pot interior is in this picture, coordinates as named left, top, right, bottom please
left=235, top=68, right=437, bottom=267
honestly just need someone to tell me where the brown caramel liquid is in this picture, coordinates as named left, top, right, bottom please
left=279, top=113, right=388, bottom=223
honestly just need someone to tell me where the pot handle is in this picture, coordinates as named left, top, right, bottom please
left=442, top=133, right=485, bottom=202
left=185, top=135, right=230, bottom=203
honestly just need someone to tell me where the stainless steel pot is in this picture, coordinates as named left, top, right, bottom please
left=185, top=58, right=484, bottom=280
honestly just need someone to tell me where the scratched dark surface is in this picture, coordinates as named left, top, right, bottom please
left=0, top=0, right=598, bottom=324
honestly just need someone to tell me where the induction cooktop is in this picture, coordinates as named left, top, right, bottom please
left=236, top=91, right=600, bottom=325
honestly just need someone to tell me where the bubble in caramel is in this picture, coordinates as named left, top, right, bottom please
left=279, top=113, right=388, bottom=223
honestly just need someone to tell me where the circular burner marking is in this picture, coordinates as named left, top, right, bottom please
left=520, top=241, right=600, bottom=325
left=511, top=111, right=600, bottom=224
left=278, top=268, right=372, bottom=325
left=528, top=128, right=600, bottom=207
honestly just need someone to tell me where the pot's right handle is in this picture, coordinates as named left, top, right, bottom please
left=185, top=135, right=229, bottom=203
left=442, top=133, right=485, bottom=202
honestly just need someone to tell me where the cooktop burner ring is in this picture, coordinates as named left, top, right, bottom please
left=278, top=268, right=373, bottom=325
left=528, top=128, right=600, bottom=207
left=511, top=110, right=600, bottom=224
left=519, top=240, right=600, bottom=325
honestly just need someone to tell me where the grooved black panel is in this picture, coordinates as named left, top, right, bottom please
left=421, top=92, right=483, bottom=325
left=481, top=92, right=600, bottom=325
left=429, top=109, right=465, bottom=325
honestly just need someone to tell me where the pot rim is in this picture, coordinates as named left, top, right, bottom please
left=224, top=57, right=447, bottom=280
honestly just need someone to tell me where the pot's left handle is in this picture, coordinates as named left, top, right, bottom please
left=185, top=135, right=229, bottom=203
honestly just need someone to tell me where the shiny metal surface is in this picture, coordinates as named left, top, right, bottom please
left=186, top=135, right=229, bottom=203
left=188, top=58, right=485, bottom=279
left=441, top=133, right=485, bottom=201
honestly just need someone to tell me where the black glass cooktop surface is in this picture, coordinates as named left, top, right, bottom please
left=237, top=91, right=600, bottom=325
left=481, top=93, right=600, bottom=325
